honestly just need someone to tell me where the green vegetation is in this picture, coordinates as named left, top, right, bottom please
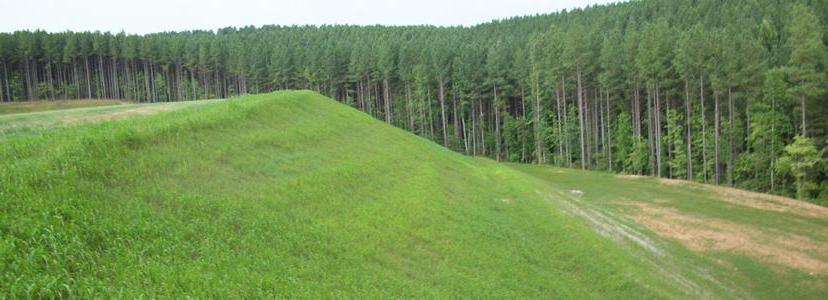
left=0, top=99, right=126, bottom=115
left=3, top=0, right=828, bottom=296
left=777, top=135, right=826, bottom=202
left=0, top=92, right=670, bottom=297
left=1, top=91, right=826, bottom=298
left=0, top=99, right=216, bottom=140
left=2, top=0, right=827, bottom=203
left=514, top=164, right=828, bottom=299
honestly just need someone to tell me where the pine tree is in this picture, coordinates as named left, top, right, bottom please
left=787, top=4, right=827, bottom=138
left=666, top=109, right=688, bottom=179
left=777, top=135, right=824, bottom=200
left=612, top=111, right=634, bottom=173
left=739, top=68, right=793, bottom=192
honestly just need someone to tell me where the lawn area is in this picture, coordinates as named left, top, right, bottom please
left=0, top=99, right=222, bottom=140
left=513, top=164, right=828, bottom=299
left=0, top=99, right=128, bottom=115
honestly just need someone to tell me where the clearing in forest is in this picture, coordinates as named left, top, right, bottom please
left=0, top=99, right=221, bottom=139
left=0, top=91, right=825, bottom=299
left=0, top=99, right=128, bottom=115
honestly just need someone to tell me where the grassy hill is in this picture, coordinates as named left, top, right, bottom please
left=1, top=91, right=825, bottom=298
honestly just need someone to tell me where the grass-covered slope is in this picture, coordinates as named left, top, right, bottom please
left=1, top=91, right=826, bottom=298
left=1, top=91, right=671, bottom=298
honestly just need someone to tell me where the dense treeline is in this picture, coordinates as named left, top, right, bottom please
left=1, top=0, right=827, bottom=203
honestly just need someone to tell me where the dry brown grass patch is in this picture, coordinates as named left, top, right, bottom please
left=63, top=106, right=176, bottom=124
left=627, top=201, right=828, bottom=274
left=710, top=185, right=828, bottom=219
left=657, top=178, right=695, bottom=187
left=650, top=178, right=828, bottom=219
left=615, top=174, right=646, bottom=180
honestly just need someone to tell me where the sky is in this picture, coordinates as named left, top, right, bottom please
left=0, top=0, right=618, bottom=34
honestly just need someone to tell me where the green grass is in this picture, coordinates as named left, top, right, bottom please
left=513, top=165, right=828, bottom=299
left=1, top=91, right=825, bottom=298
left=0, top=99, right=127, bottom=115
left=0, top=99, right=221, bottom=141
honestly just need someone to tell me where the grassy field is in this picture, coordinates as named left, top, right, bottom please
left=1, top=91, right=825, bottom=298
left=0, top=99, right=128, bottom=115
left=0, top=99, right=222, bottom=140
left=514, top=165, right=828, bottom=299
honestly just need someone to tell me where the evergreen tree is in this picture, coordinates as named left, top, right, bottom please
left=777, top=135, right=824, bottom=200
left=739, top=68, right=794, bottom=192
left=787, top=4, right=827, bottom=138
left=666, top=109, right=688, bottom=179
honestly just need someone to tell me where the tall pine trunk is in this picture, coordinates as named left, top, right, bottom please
left=700, top=76, right=708, bottom=183
left=555, top=80, right=563, bottom=164
left=98, top=55, right=107, bottom=98
left=655, top=81, right=662, bottom=177
left=2, top=62, right=9, bottom=102
left=406, top=81, right=414, bottom=131
left=562, top=77, right=571, bottom=167
left=84, top=57, right=92, bottom=99
left=494, top=83, right=501, bottom=161
left=647, top=84, right=655, bottom=175
left=534, top=78, right=543, bottom=164
left=437, top=77, right=448, bottom=147
left=23, top=58, right=33, bottom=99
left=685, top=80, right=693, bottom=180
left=714, top=92, right=721, bottom=185
left=46, top=62, right=54, bottom=100
left=634, top=78, right=641, bottom=137
left=143, top=61, right=151, bottom=102
left=73, top=61, right=80, bottom=99
left=0, top=63, right=4, bottom=102
left=577, top=70, right=586, bottom=170
left=453, top=91, right=461, bottom=141
left=605, top=88, right=612, bottom=172
left=112, top=57, right=119, bottom=99
left=472, top=98, right=478, bottom=156
left=383, top=76, right=392, bottom=124
left=480, top=100, right=486, bottom=156
left=728, top=88, right=734, bottom=186
left=800, top=95, right=807, bottom=136
left=439, top=78, right=448, bottom=147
